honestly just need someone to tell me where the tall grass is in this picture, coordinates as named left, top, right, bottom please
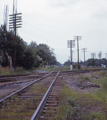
left=0, top=67, right=27, bottom=75
left=55, top=87, right=86, bottom=120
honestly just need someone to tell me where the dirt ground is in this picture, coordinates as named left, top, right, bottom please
left=62, top=72, right=101, bottom=93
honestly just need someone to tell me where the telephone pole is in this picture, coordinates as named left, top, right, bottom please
left=74, top=36, right=82, bottom=69
left=98, top=51, right=102, bottom=67
left=82, top=48, right=87, bottom=67
left=9, top=13, right=22, bottom=68
left=67, top=40, right=75, bottom=70
left=91, top=53, right=96, bottom=67
left=105, top=53, right=107, bottom=68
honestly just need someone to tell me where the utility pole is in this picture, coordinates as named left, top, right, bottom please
left=9, top=13, right=22, bottom=68
left=105, top=53, right=107, bottom=68
left=67, top=40, right=75, bottom=70
left=98, top=51, right=102, bottom=67
left=91, top=53, right=96, bottom=59
left=91, top=53, right=96, bottom=67
left=4, top=5, right=8, bottom=30
left=82, top=48, right=87, bottom=67
left=74, top=36, right=82, bottom=69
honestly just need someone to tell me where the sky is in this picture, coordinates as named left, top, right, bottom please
left=0, top=0, right=107, bottom=64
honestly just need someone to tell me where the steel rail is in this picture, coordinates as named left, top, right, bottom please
left=31, top=70, right=60, bottom=120
left=0, top=71, right=53, bottom=105
left=60, top=68, right=107, bottom=73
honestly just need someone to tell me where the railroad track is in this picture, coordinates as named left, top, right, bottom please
left=0, top=70, right=61, bottom=120
left=60, top=68, right=107, bottom=75
left=0, top=72, right=49, bottom=100
left=31, top=70, right=62, bottom=120
left=0, top=73, right=47, bottom=83
left=0, top=68, right=106, bottom=120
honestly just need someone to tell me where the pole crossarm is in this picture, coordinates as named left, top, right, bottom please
left=9, top=12, right=22, bottom=68
left=67, top=40, right=75, bottom=65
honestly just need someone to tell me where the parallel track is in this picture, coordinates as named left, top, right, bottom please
left=0, top=72, right=53, bottom=106
left=0, top=71, right=59, bottom=120
left=0, top=68, right=106, bottom=120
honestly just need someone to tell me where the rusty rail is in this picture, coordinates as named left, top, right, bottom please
left=31, top=70, right=60, bottom=120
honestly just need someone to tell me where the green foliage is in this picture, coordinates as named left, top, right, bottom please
left=99, top=71, right=107, bottom=77
left=90, top=112, right=106, bottom=120
left=87, top=58, right=96, bottom=67
left=102, top=77, right=107, bottom=91
left=79, top=74, right=90, bottom=82
left=0, top=25, right=57, bottom=70
left=36, top=44, right=57, bottom=66
left=55, top=87, right=86, bottom=120
left=22, top=48, right=35, bottom=69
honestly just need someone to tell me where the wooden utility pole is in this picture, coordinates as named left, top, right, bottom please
left=105, top=53, right=107, bottom=68
left=9, top=13, right=22, bottom=68
left=98, top=51, right=102, bottom=67
left=82, top=48, right=87, bottom=66
left=91, top=53, right=96, bottom=67
left=74, top=36, right=82, bottom=69
left=67, top=40, right=75, bottom=70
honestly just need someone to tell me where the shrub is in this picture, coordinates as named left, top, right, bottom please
left=90, top=112, right=106, bottom=120
left=99, top=71, right=107, bottom=77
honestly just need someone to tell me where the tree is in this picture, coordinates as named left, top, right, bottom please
left=22, top=48, right=35, bottom=69
left=0, top=25, right=14, bottom=70
left=0, top=25, right=26, bottom=69
left=36, top=44, right=57, bottom=66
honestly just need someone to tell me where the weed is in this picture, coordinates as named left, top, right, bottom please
left=84, top=75, right=90, bottom=81
left=99, top=71, right=107, bottom=77
left=90, top=112, right=106, bottom=120
left=90, top=72, right=95, bottom=78
left=55, top=87, right=86, bottom=120
left=78, top=75, right=90, bottom=86
left=102, top=78, right=107, bottom=91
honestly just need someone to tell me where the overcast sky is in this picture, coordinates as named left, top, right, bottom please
left=0, top=0, right=107, bottom=64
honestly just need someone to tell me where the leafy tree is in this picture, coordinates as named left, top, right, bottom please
left=22, top=48, right=35, bottom=69
left=28, top=41, right=42, bottom=67
left=0, top=25, right=26, bottom=68
left=87, top=58, right=96, bottom=67
left=0, top=25, right=57, bottom=69
left=36, top=44, right=57, bottom=66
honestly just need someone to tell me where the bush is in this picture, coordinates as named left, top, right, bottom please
left=90, top=112, right=106, bottom=120
left=99, top=71, right=107, bottom=77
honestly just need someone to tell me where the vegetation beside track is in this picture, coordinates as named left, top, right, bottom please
left=0, top=66, right=57, bottom=75
left=55, top=70, right=107, bottom=120
left=0, top=67, right=29, bottom=75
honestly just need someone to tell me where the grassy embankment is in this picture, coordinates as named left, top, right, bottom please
left=55, top=70, right=107, bottom=120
